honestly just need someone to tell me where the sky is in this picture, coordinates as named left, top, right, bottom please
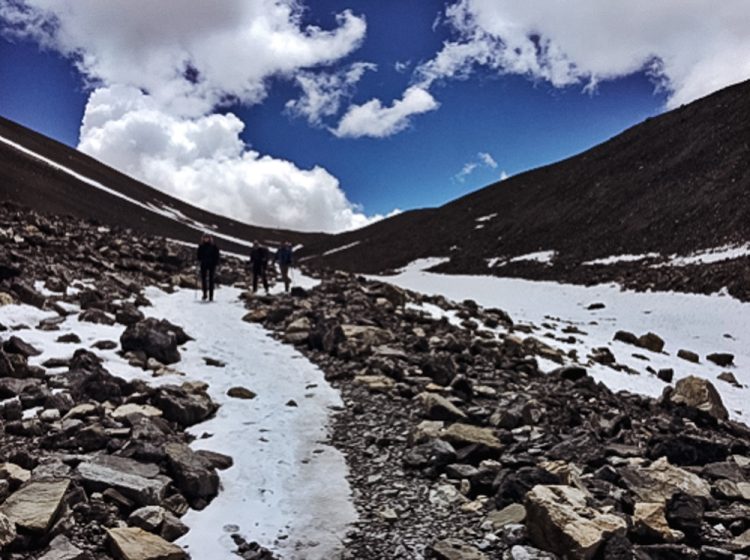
left=1, top=1, right=749, bottom=233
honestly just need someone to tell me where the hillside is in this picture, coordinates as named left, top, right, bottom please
left=0, top=117, right=329, bottom=256
left=298, top=79, right=750, bottom=298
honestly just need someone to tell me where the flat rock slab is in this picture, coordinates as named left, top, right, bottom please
left=108, top=527, right=186, bottom=560
left=38, top=534, right=87, bottom=560
left=0, top=478, right=70, bottom=532
left=77, top=457, right=168, bottom=506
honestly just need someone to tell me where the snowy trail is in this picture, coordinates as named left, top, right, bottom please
left=0, top=280, right=356, bottom=559
left=379, top=259, right=750, bottom=421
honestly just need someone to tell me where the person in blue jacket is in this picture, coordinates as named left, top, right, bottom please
left=275, top=241, right=294, bottom=293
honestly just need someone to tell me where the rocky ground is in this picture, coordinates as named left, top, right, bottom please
left=3, top=198, right=750, bottom=560
left=243, top=272, right=750, bottom=559
left=0, top=200, right=272, bottom=559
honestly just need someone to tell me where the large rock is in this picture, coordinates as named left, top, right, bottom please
left=3, top=336, right=41, bottom=357
left=620, top=457, right=712, bottom=502
left=667, top=376, right=728, bottom=420
left=706, top=353, right=734, bottom=367
left=525, top=484, right=627, bottom=560
left=0, top=478, right=70, bottom=532
left=341, top=324, right=393, bottom=347
left=418, top=392, right=467, bottom=421
left=152, top=383, right=217, bottom=427
left=76, top=456, right=169, bottom=506
left=442, top=423, right=502, bottom=451
left=164, top=443, right=219, bottom=506
left=637, top=332, right=665, bottom=353
left=120, top=318, right=186, bottom=365
left=107, top=527, right=186, bottom=560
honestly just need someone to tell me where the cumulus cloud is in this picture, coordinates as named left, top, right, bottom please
left=285, top=62, right=376, bottom=126
left=418, top=0, right=750, bottom=107
left=78, top=86, right=382, bottom=232
left=1, top=0, right=367, bottom=116
left=454, top=151, right=499, bottom=182
left=0, top=0, right=393, bottom=231
left=333, top=86, right=439, bottom=138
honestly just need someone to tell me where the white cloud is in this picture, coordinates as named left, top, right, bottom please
left=333, top=86, right=439, bottom=138
left=285, top=62, right=376, bottom=126
left=499, top=170, right=509, bottom=181
left=454, top=151, right=499, bottom=182
left=1, top=0, right=367, bottom=116
left=394, top=60, right=411, bottom=73
left=0, top=0, right=395, bottom=231
left=418, top=0, right=750, bottom=107
left=478, top=152, right=497, bottom=168
left=79, top=86, right=383, bottom=232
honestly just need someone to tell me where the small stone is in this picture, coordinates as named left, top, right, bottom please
left=707, top=353, right=734, bottom=367
left=227, top=387, right=257, bottom=400
left=431, top=538, right=488, bottom=560
left=486, top=503, right=527, bottom=530
left=677, top=349, right=699, bottom=363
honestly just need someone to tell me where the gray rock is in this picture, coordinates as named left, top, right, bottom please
left=667, top=376, right=729, bottom=420
left=107, top=526, right=186, bottom=560
left=76, top=456, right=169, bottom=506
left=152, top=384, right=217, bottom=427
left=165, top=443, right=219, bottom=506
left=38, top=534, right=87, bottom=560
left=0, top=478, right=70, bottom=532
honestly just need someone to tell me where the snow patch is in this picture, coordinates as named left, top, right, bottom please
left=475, top=213, right=497, bottom=223
left=379, top=259, right=750, bottom=421
left=322, top=240, right=361, bottom=256
left=664, top=243, right=750, bottom=266
left=583, top=253, right=660, bottom=266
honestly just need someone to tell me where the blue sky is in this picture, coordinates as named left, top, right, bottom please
left=1, top=1, right=747, bottom=231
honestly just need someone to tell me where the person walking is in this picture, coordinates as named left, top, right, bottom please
left=249, top=240, right=270, bottom=294
left=197, top=234, right=220, bottom=301
left=275, top=241, right=294, bottom=293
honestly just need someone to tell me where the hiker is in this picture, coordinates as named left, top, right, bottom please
left=197, top=233, right=220, bottom=301
left=275, top=241, right=294, bottom=293
left=249, top=240, right=270, bottom=294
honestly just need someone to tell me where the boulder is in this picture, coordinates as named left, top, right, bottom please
left=442, top=423, right=502, bottom=451
left=620, top=457, right=712, bottom=502
left=657, top=369, right=674, bottom=383
left=164, top=443, right=219, bottom=506
left=706, top=353, right=734, bottom=367
left=666, top=376, right=728, bottom=420
left=431, top=538, right=488, bottom=560
left=637, top=332, right=665, bottom=353
left=614, top=331, right=639, bottom=345
left=116, top=304, right=145, bottom=326
left=79, top=308, right=116, bottom=325
left=152, top=383, right=217, bottom=427
left=525, top=484, right=627, bottom=560
left=417, top=392, right=467, bottom=421
left=403, top=439, right=457, bottom=468
left=76, top=456, right=169, bottom=506
left=120, top=319, right=183, bottom=365
left=485, top=503, right=527, bottom=530
left=112, top=403, right=163, bottom=419
left=717, top=372, right=740, bottom=387
left=227, top=386, right=257, bottom=399
left=0, top=478, right=70, bottom=532
left=107, top=527, right=186, bottom=560
left=677, top=349, right=699, bottom=363
left=128, top=505, right=166, bottom=532
left=4, top=336, right=41, bottom=357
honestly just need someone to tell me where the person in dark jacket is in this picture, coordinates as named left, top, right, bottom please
left=275, top=241, right=294, bottom=293
left=249, top=241, right=270, bottom=294
left=197, top=234, right=220, bottom=301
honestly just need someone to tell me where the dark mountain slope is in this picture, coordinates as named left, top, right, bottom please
left=299, top=79, right=750, bottom=276
left=0, top=116, right=329, bottom=255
